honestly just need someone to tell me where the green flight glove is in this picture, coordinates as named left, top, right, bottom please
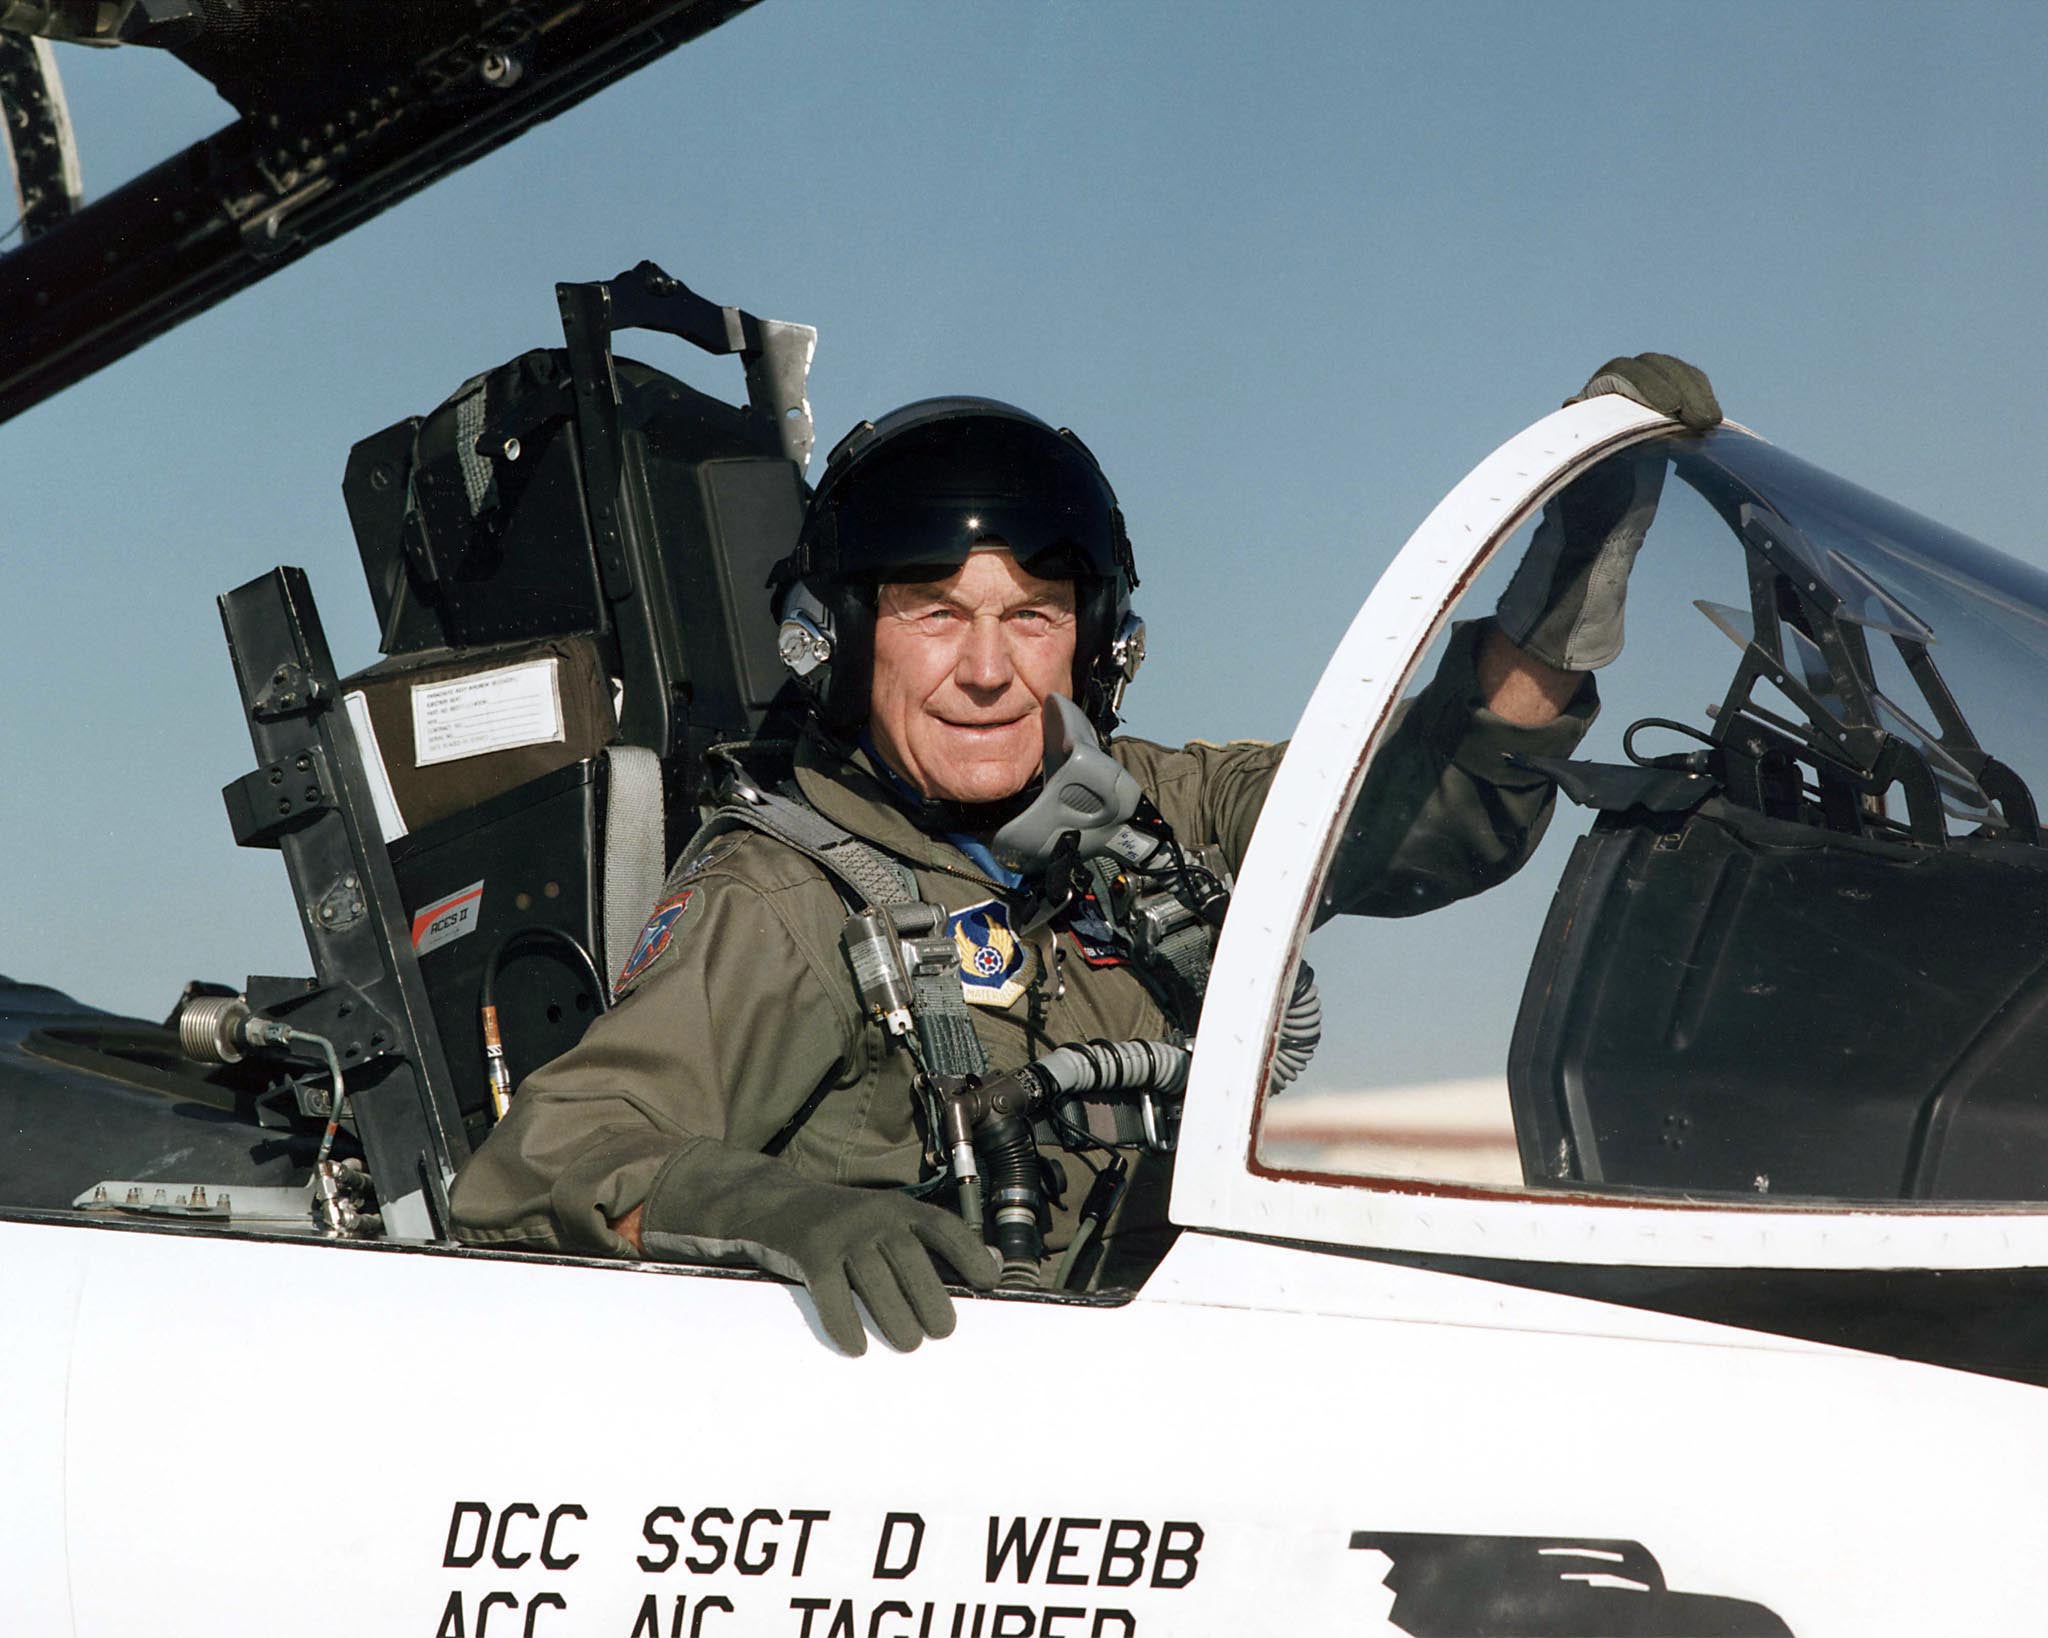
left=1494, top=354, right=1720, bottom=671
left=640, top=1138, right=995, bottom=1354
left=1570, top=351, right=1722, bottom=431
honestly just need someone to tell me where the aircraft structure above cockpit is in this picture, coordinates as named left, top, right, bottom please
left=0, top=0, right=760, bottom=420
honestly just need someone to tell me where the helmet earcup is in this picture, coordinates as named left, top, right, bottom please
left=820, top=582, right=875, bottom=729
left=1071, top=571, right=1124, bottom=726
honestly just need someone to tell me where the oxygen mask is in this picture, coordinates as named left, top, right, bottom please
left=992, top=694, right=1156, bottom=878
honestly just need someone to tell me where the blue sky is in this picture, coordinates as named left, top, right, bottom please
left=6, top=1, right=2047, bottom=1023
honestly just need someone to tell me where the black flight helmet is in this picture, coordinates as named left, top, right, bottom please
left=773, top=397, right=1144, bottom=733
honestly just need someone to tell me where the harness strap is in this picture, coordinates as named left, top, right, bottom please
left=599, top=745, right=667, bottom=996
left=674, top=784, right=1203, bottom=1159
left=1151, top=920, right=1214, bottom=1002
left=683, top=789, right=991, bottom=1081
left=906, top=952, right=988, bottom=1079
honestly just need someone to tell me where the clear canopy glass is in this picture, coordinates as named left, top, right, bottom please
left=1257, top=426, right=2048, bottom=1208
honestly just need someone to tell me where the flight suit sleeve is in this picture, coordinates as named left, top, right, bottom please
left=1117, top=616, right=1595, bottom=918
left=1111, top=736, right=1288, bottom=876
left=448, top=867, right=862, bottom=1257
left=1318, top=617, right=1597, bottom=920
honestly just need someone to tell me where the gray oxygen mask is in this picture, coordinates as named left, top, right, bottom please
left=992, top=694, right=1160, bottom=878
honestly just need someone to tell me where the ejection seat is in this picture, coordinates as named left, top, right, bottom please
left=28, top=267, right=812, bottom=1233
left=334, top=634, right=664, bottom=1149
left=205, top=265, right=815, bottom=1201
left=320, top=265, right=815, bottom=1150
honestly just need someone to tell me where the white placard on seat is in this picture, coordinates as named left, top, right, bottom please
left=410, top=657, right=564, bottom=768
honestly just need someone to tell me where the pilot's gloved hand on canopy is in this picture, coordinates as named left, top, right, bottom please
left=1574, top=352, right=1722, bottom=433
left=1492, top=353, right=1721, bottom=677
left=451, top=389, right=1639, bottom=1350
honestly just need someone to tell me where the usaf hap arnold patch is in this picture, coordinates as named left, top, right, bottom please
left=950, top=899, right=1029, bottom=1008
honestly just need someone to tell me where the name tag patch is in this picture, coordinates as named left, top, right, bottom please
left=1063, top=894, right=1128, bottom=968
left=950, top=899, right=1030, bottom=1009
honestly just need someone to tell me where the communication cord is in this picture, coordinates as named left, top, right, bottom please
left=477, top=926, right=610, bottom=1117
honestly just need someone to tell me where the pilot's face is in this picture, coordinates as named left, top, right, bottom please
left=868, top=548, right=1078, bottom=805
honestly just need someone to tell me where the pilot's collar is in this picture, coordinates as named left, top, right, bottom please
left=856, top=732, right=1030, bottom=888
left=782, top=729, right=1031, bottom=889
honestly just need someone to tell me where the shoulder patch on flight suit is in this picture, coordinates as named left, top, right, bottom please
left=950, top=898, right=1031, bottom=1008
left=674, top=831, right=744, bottom=882
left=615, top=888, right=696, bottom=992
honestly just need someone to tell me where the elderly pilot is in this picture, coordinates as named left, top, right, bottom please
left=450, top=355, right=1720, bottom=1351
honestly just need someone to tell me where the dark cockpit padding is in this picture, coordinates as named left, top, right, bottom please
left=1508, top=802, right=2048, bottom=1203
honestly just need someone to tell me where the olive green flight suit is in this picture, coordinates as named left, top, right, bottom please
left=449, top=620, right=1594, bottom=1279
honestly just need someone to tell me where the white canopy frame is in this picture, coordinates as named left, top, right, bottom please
left=1171, top=395, right=2048, bottom=1272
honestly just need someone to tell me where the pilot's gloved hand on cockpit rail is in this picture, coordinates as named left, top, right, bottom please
left=1570, top=352, right=1721, bottom=432
left=634, top=1140, right=995, bottom=1354
left=1493, top=353, right=1720, bottom=672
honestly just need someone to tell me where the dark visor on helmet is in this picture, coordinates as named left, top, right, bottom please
left=818, top=417, right=1122, bottom=583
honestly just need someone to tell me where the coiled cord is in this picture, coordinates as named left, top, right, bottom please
left=1268, top=961, right=1322, bottom=1092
